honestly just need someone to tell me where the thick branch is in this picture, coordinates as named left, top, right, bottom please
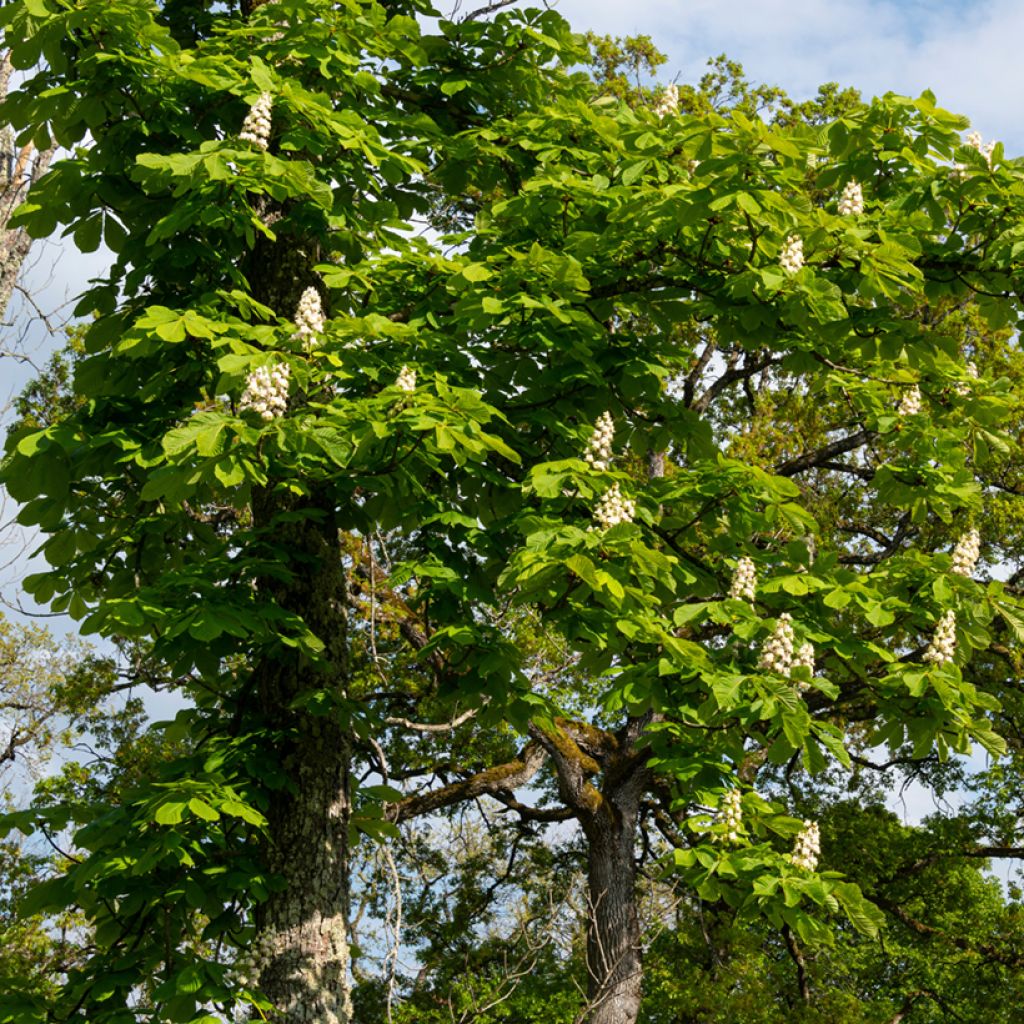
left=528, top=721, right=604, bottom=817
left=682, top=336, right=717, bottom=407
left=775, top=429, right=873, bottom=477
left=782, top=925, right=811, bottom=1003
left=692, top=353, right=778, bottom=414
left=887, top=845, right=1024, bottom=881
left=489, top=790, right=575, bottom=823
left=389, top=741, right=547, bottom=823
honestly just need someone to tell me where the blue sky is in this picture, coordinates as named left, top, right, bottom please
left=554, top=0, right=1021, bottom=149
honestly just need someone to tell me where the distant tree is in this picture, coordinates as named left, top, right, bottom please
left=0, top=612, right=130, bottom=1016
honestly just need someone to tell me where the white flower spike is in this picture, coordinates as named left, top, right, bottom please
left=728, top=556, right=757, bottom=603
left=240, top=363, right=290, bottom=421
left=950, top=529, right=980, bottom=578
left=923, top=609, right=957, bottom=666
left=780, top=235, right=804, bottom=274
left=966, top=130, right=996, bottom=167
left=592, top=483, right=635, bottom=530
left=240, top=92, right=273, bottom=150
left=714, top=789, right=743, bottom=843
left=838, top=180, right=864, bottom=216
left=791, top=820, right=820, bottom=871
left=759, top=613, right=795, bottom=675
left=654, top=84, right=679, bottom=119
left=395, top=365, right=416, bottom=392
left=584, top=412, right=615, bottom=471
left=293, top=287, right=325, bottom=349
left=898, top=385, right=921, bottom=416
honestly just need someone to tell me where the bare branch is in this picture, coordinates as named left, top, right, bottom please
left=775, top=429, right=874, bottom=477
left=385, top=707, right=480, bottom=734
left=460, top=0, right=520, bottom=20
left=389, top=741, right=548, bottom=823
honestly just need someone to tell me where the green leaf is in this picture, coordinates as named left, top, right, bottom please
left=187, top=798, right=220, bottom=822
left=154, top=801, right=188, bottom=825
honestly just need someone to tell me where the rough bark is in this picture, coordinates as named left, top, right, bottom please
left=582, top=785, right=645, bottom=1024
left=391, top=740, right=548, bottom=823
left=0, top=50, right=55, bottom=323
left=252, top=487, right=353, bottom=1024
left=530, top=718, right=651, bottom=1024
left=240, top=60, right=351, bottom=1012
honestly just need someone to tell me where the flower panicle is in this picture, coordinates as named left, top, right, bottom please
left=240, top=92, right=273, bottom=149
left=240, top=363, right=290, bottom=421
left=791, top=820, right=820, bottom=871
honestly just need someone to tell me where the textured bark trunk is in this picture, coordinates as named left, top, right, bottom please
left=530, top=718, right=651, bottom=1024
left=256, top=726, right=352, bottom=1024
left=583, top=794, right=644, bottom=1024
left=252, top=490, right=353, bottom=1024
left=532, top=716, right=651, bottom=1024
left=0, top=49, right=55, bottom=323
left=237, top=33, right=352, bottom=994
left=238, top=0, right=354, bottom=1000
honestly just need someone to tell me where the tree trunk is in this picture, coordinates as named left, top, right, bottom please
left=0, top=49, right=55, bottom=323
left=582, top=790, right=644, bottom=1024
left=238, top=49, right=353, bottom=997
left=529, top=718, right=650, bottom=1024
left=255, top=718, right=352, bottom=1024
left=238, top=0, right=354, bottom=997
left=252, top=489, right=353, bottom=1024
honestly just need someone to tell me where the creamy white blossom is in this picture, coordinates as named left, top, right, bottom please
left=792, top=642, right=815, bottom=688
left=950, top=528, right=980, bottom=577
left=293, top=286, right=325, bottom=348
left=592, top=483, right=635, bottom=530
left=395, top=365, right=416, bottom=392
left=240, top=362, right=290, bottom=421
left=584, top=411, right=615, bottom=470
left=898, top=385, right=921, bottom=416
left=779, top=235, right=804, bottom=274
left=714, top=789, right=743, bottom=843
left=966, top=129, right=996, bottom=167
left=728, top=556, right=757, bottom=603
left=838, top=180, right=864, bottom=216
left=759, top=613, right=795, bottom=674
left=923, top=609, right=957, bottom=665
left=654, top=84, right=679, bottom=119
left=791, top=820, right=820, bottom=871
left=240, top=92, right=273, bottom=149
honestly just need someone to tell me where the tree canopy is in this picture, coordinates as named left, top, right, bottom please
left=2, top=2, right=1024, bottom=1023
